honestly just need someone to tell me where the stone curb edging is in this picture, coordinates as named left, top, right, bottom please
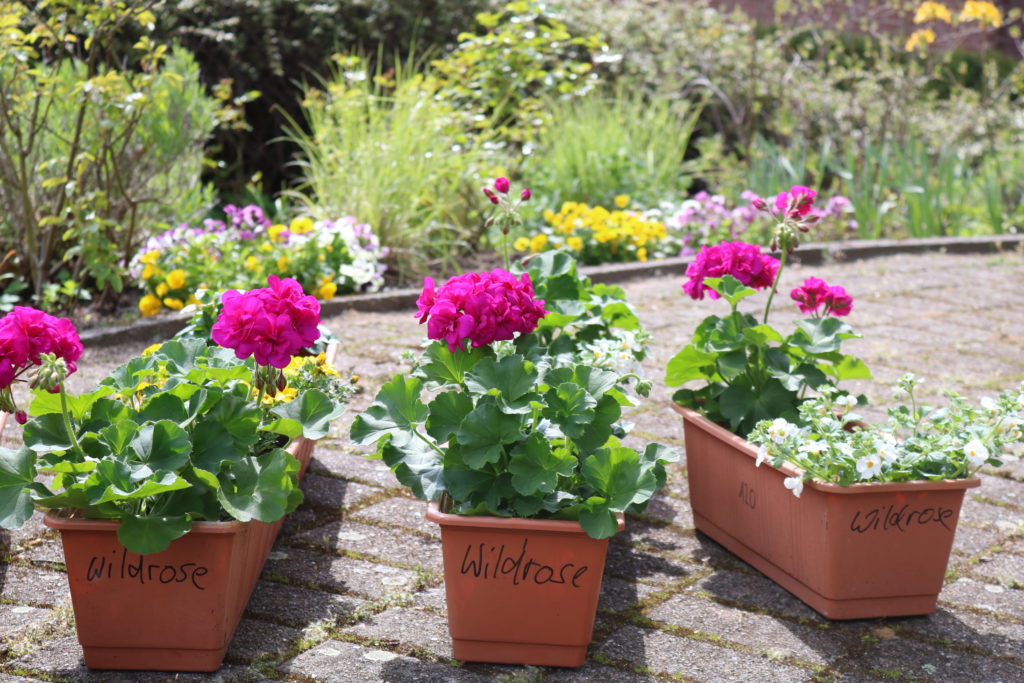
left=80, top=233, right=1024, bottom=348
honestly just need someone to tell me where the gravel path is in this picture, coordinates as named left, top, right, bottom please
left=2, top=250, right=1023, bottom=681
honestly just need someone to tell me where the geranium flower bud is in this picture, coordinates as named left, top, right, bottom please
left=14, top=411, right=27, bottom=425
left=752, top=198, right=767, bottom=210
left=521, top=188, right=532, bottom=201
left=494, top=177, right=510, bottom=194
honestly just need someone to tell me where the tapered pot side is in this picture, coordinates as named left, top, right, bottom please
left=426, top=502, right=623, bottom=667
left=673, top=404, right=979, bottom=620
left=42, top=435, right=315, bottom=671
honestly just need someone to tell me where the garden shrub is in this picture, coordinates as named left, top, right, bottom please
left=132, top=205, right=387, bottom=317
left=0, top=2, right=218, bottom=312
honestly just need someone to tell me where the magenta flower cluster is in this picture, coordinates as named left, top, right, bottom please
left=212, top=276, right=321, bottom=368
left=0, top=307, right=83, bottom=422
left=682, top=242, right=780, bottom=300
left=790, top=277, right=854, bottom=317
left=415, top=270, right=548, bottom=352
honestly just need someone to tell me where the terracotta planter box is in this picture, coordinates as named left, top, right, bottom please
left=426, top=502, right=622, bottom=667
left=44, top=435, right=315, bottom=671
left=675, top=404, right=978, bottom=620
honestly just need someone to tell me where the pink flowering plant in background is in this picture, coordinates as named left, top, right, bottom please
left=351, top=180, right=677, bottom=540
left=665, top=186, right=871, bottom=436
left=0, top=277, right=346, bottom=554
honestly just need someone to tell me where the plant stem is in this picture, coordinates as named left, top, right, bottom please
left=762, top=248, right=788, bottom=325
left=58, top=384, right=85, bottom=459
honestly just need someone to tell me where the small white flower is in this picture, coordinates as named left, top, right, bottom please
left=783, top=476, right=804, bottom=498
left=981, top=397, right=998, bottom=413
left=768, top=418, right=797, bottom=443
left=756, top=445, right=768, bottom=468
left=835, top=395, right=858, bottom=409
left=799, top=441, right=826, bottom=455
left=964, top=439, right=989, bottom=467
left=1017, top=393, right=1024, bottom=412
left=875, top=439, right=899, bottom=463
left=856, top=455, right=884, bottom=480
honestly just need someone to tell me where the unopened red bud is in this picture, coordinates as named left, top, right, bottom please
left=494, top=177, right=510, bottom=194
left=752, top=198, right=767, bottom=210
left=482, top=187, right=495, bottom=199
left=521, top=188, right=532, bottom=201
left=14, top=411, right=27, bottom=425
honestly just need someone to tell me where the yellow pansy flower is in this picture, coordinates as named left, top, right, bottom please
left=138, top=294, right=161, bottom=317
left=244, top=255, right=260, bottom=271
left=276, top=256, right=290, bottom=271
left=163, top=297, right=184, bottom=311
left=905, top=28, right=936, bottom=50
left=155, top=283, right=169, bottom=297
left=637, top=247, right=648, bottom=262
left=165, top=269, right=187, bottom=290
left=567, top=236, right=583, bottom=251
left=141, top=264, right=157, bottom=280
left=317, top=280, right=338, bottom=300
left=142, top=343, right=163, bottom=357
left=268, top=224, right=287, bottom=242
left=614, top=194, right=630, bottom=209
left=530, top=233, right=548, bottom=252
left=959, top=0, right=1002, bottom=27
left=259, top=242, right=274, bottom=253
left=289, top=217, right=314, bottom=234
left=913, top=1, right=952, bottom=23
left=513, top=236, right=531, bottom=251
left=140, top=250, right=160, bottom=265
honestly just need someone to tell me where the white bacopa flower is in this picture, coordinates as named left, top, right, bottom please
left=963, top=439, right=989, bottom=467
left=856, top=455, right=884, bottom=480
left=835, top=395, right=858, bottom=409
left=981, top=396, right=998, bottom=413
left=875, top=440, right=899, bottom=463
left=799, top=441, right=826, bottom=455
left=768, top=418, right=796, bottom=443
left=756, top=445, right=768, bottom=468
left=783, top=476, right=804, bottom=498
left=1017, top=393, right=1024, bottom=412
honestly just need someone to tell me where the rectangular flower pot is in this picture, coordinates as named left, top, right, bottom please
left=675, top=404, right=979, bottom=620
left=43, top=435, right=316, bottom=671
left=426, top=502, right=622, bottom=667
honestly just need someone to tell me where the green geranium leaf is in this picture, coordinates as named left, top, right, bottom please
left=707, top=312, right=751, bottom=352
left=425, top=391, right=473, bottom=443
left=791, top=317, right=858, bottom=354
left=665, top=345, right=718, bottom=386
left=742, top=324, right=785, bottom=346
left=381, top=436, right=445, bottom=500
left=81, top=398, right=134, bottom=434
left=91, top=464, right=190, bottom=504
left=456, top=398, right=523, bottom=468
left=542, top=382, right=595, bottom=440
left=130, top=421, right=191, bottom=472
left=270, top=389, right=345, bottom=440
left=98, top=420, right=139, bottom=455
left=524, top=250, right=576, bottom=280
left=217, top=449, right=300, bottom=523
left=117, top=514, right=192, bottom=555
left=350, top=375, right=428, bottom=445
left=509, top=433, right=575, bottom=495
left=719, top=378, right=797, bottom=434
left=574, top=394, right=621, bottom=453
left=22, top=413, right=73, bottom=452
left=0, top=447, right=38, bottom=529
left=443, top=444, right=498, bottom=501
left=191, top=422, right=244, bottom=471
left=572, top=366, right=620, bottom=400
left=578, top=497, right=619, bottom=539
left=139, top=393, right=187, bottom=425
left=705, top=276, right=757, bottom=307
left=30, top=385, right=114, bottom=419
left=769, top=360, right=829, bottom=392
left=581, top=447, right=653, bottom=510
left=415, top=342, right=487, bottom=385
left=155, top=338, right=207, bottom=375
left=465, top=355, right=537, bottom=404
left=824, top=354, right=873, bottom=381
left=715, top=349, right=749, bottom=382
left=206, top=393, right=261, bottom=450
left=261, top=417, right=303, bottom=440
left=100, top=356, right=157, bottom=393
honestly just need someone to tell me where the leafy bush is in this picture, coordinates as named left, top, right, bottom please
left=0, top=2, right=218, bottom=311
left=132, top=205, right=387, bottom=317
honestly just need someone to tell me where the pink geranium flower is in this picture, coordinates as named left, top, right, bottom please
left=790, top=277, right=854, bottom=317
left=682, top=242, right=780, bottom=300
left=774, top=185, right=817, bottom=219
left=0, top=307, right=82, bottom=389
left=416, top=269, right=547, bottom=352
left=212, top=276, right=321, bottom=368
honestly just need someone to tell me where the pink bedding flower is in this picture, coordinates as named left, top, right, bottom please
left=212, top=275, right=321, bottom=368
left=790, top=277, right=854, bottom=317
left=416, top=269, right=547, bottom=352
left=0, top=307, right=82, bottom=389
left=682, top=242, right=780, bottom=300
left=774, top=185, right=817, bottom=219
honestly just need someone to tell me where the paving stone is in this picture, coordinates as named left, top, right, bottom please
left=279, top=639, right=484, bottom=681
left=959, top=496, right=1024, bottom=532
left=951, top=523, right=1004, bottom=556
left=685, top=569, right=825, bottom=622
left=278, top=505, right=337, bottom=537
left=244, top=580, right=368, bottom=626
left=544, top=663, right=653, bottom=681
left=352, top=497, right=441, bottom=538
left=8, top=634, right=253, bottom=681
left=342, top=606, right=452, bottom=659
left=598, top=625, right=808, bottom=681
left=638, top=492, right=691, bottom=526
left=299, top=473, right=380, bottom=510
left=968, top=551, right=1024, bottom=587
left=0, top=604, right=53, bottom=643
left=15, top=537, right=65, bottom=566
left=858, top=635, right=1024, bottom=682
left=224, top=618, right=300, bottom=663
left=308, top=445, right=399, bottom=489
left=0, top=674, right=43, bottom=682
left=647, top=594, right=856, bottom=666
left=597, top=576, right=659, bottom=613
left=409, top=586, right=447, bottom=614
left=261, top=547, right=419, bottom=599
left=975, top=473, right=1024, bottom=507
left=604, top=543, right=692, bottom=586
left=891, top=607, right=1024, bottom=659
left=0, top=566, right=68, bottom=607
left=615, top=516, right=692, bottom=554
left=0, top=515, right=50, bottom=553
left=941, top=577, right=1024, bottom=620
left=292, top=520, right=443, bottom=572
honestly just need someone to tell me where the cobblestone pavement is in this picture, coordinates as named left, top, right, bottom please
left=2, top=250, right=1023, bottom=682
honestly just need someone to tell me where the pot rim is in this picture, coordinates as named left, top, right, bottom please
left=426, top=501, right=626, bottom=535
left=673, top=403, right=981, bottom=494
left=43, top=509, right=250, bottom=533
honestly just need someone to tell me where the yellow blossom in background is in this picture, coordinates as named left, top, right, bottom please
left=289, top=217, right=314, bottom=234
left=959, top=0, right=1002, bottom=27
left=138, top=294, right=161, bottom=317
left=905, top=28, right=936, bottom=50
left=155, top=283, right=169, bottom=297
left=163, top=297, right=184, bottom=311
left=317, top=278, right=338, bottom=300
left=514, top=236, right=531, bottom=251
left=914, top=1, right=952, bottom=23
left=259, top=242, right=273, bottom=253
left=638, top=248, right=648, bottom=262
left=244, top=255, right=260, bottom=271
left=141, top=264, right=158, bottom=280
left=614, top=194, right=630, bottom=209
left=186, top=295, right=201, bottom=306
left=140, top=250, right=160, bottom=266
left=268, top=224, right=287, bottom=242
left=165, top=269, right=187, bottom=290
left=142, top=343, right=163, bottom=357
left=277, top=256, right=290, bottom=271
left=567, top=236, right=584, bottom=251
left=530, top=233, right=549, bottom=252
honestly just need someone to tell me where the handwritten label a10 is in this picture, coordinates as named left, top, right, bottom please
left=738, top=481, right=756, bottom=509
left=459, top=538, right=590, bottom=588
left=849, top=504, right=955, bottom=534
left=85, top=547, right=209, bottom=590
